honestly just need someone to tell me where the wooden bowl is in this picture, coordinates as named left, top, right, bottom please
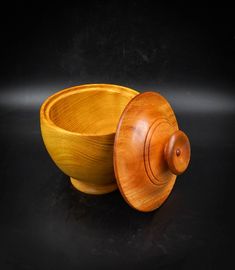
left=41, top=84, right=191, bottom=212
left=40, top=84, right=139, bottom=195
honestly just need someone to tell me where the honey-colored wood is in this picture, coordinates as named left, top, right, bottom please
left=70, top=177, right=117, bottom=195
left=41, top=85, right=190, bottom=210
left=40, top=84, right=138, bottom=194
left=114, top=92, right=191, bottom=212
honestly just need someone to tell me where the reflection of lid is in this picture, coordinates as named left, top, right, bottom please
left=114, top=92, right=190, bottom=212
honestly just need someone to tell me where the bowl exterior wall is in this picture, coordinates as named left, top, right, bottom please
left=40, top=84, right=139, bottom=188
left=40, top=121, right=115, bottom=185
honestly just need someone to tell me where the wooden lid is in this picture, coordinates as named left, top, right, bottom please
left=114, top=92, right=190, bottom=212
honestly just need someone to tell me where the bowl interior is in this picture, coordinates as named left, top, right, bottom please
left=49, top=89, right=136, bottom=135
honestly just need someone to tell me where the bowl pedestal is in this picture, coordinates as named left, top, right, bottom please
left=70, top=177, right=117, bottom=195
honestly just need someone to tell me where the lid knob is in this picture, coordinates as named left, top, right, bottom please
left=164, top=130, right=191, bottom=175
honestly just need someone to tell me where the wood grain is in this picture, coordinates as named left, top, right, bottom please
left=114, top=92, right=191, bottom=212
left=40, top=84, right=138, bottom=194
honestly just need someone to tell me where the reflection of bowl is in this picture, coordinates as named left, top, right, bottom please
left=40, top=84, right=139, bottom=194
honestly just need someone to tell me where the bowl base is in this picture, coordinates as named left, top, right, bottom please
left=70, top=177, right=117, bottom=195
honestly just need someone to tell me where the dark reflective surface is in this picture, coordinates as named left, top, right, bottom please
left=0, top=4, right=234, bottom=270
left=0, top=109, right=233, bottom=269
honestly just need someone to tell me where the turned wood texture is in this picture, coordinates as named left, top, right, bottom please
left=114, top=92, right=190, bottom=212
left=40, top=84, right=138, bottom=194
left=40, top=84, right=190, bottom=210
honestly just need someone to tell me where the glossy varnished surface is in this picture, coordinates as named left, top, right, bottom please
left=40, top=84, right=138, bottom=194
left=114, top=92, right=190, bottom=212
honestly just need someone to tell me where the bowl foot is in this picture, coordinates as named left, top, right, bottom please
left=70, top=177, right=117, bottom=195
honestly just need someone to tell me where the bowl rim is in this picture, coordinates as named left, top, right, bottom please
left=40, top=83, right=139, bottom=137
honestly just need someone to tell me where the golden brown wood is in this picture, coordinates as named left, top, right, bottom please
left=40, top=84, right=138, bottom=194
left=41, top=85, right=190, bottom=211
left=114, top=92, right=191, bottom=212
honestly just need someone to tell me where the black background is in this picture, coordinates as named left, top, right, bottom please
left=0, top=3, right=235, bottom=270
